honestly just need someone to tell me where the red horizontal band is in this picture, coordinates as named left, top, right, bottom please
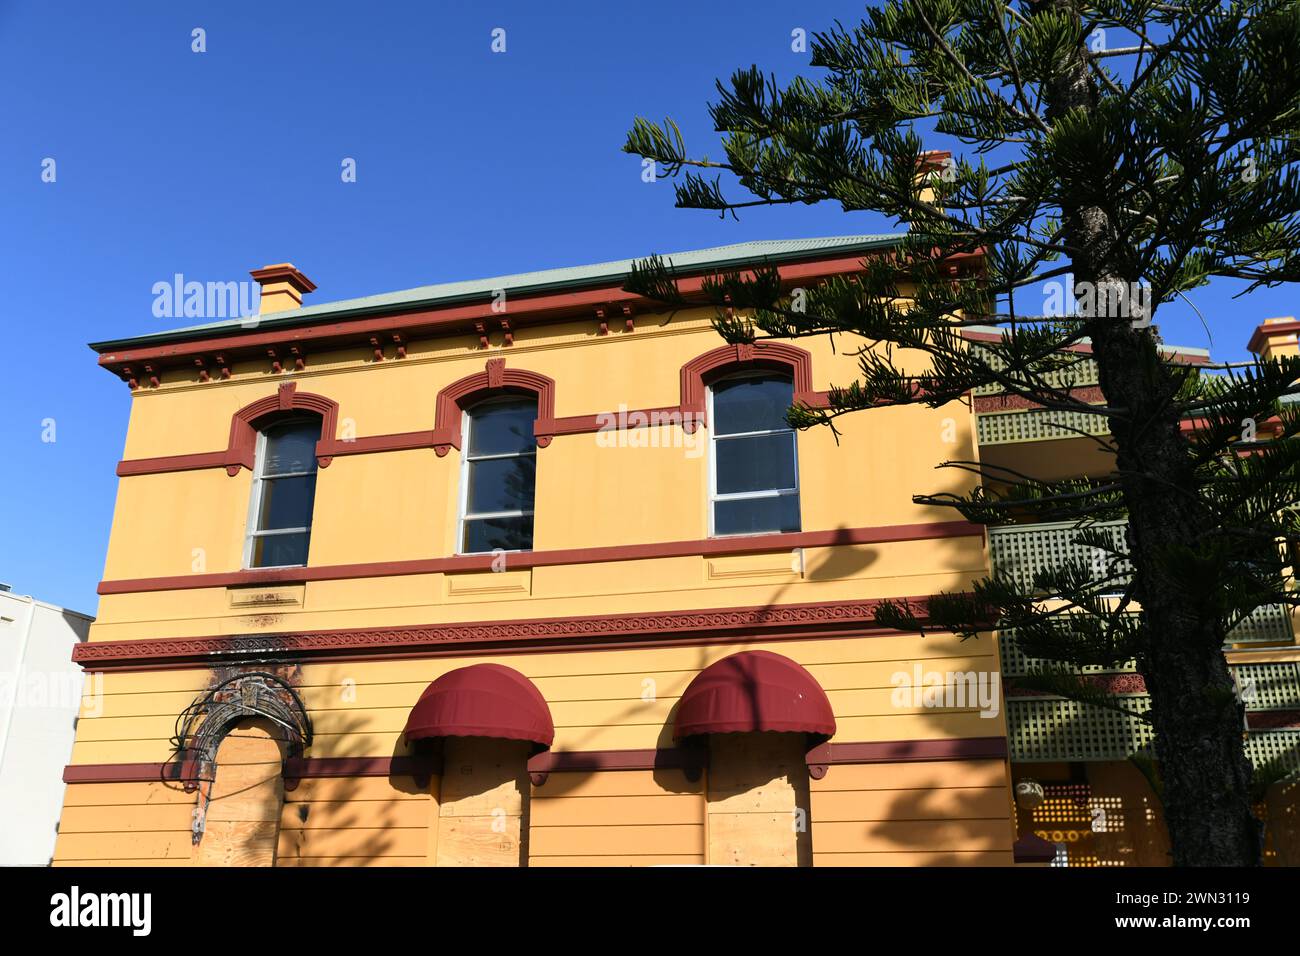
left=96, top=520, right=984, bottom=596
left=72, top=594, right=949, bottom=669
left=804, top=736, right=1007, bottom=767
left=62, top=735, right=1007, bottom=786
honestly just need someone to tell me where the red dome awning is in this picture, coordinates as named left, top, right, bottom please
left=403, top=664, right=554, bottom=753
left=673, top=650, right=836, bottom=742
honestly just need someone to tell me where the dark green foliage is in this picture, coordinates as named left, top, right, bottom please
left=623, top=0, right=1300, bottom=863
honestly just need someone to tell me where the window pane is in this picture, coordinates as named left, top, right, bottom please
left=715, top=433, right=797, bottom=494
left=263, top=421, right=321, bottom=475
left=466, top=456, right=535, bottom=515
left=463, top=515, right=534, bottom=553
left=258, top=475, right=317, bottom=531
left=252, top=531, right=310, bottom=568
left=468, top=401, right=537, bottom=457
left=714, top=495, right=801, bottom=536
left=712, top=376, right=793, bottom=436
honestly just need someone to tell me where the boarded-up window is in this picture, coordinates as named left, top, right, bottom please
left=435, top=738, right=532, bottom=866
left=193, top=718, right=286, bottom=867
left=706, top=733, right=811, bottom=866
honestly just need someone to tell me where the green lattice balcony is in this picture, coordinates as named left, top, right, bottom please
left=1003, top=624, right=1300, bottom=765
left=988, top=520, right=1294, bottom=645
left=1000, top=630, right=1300, bottom=710
left=1007, top=696, right=1154, bottom=762
left=1233, top=660, right=1300, bottom=712
left=969, top=344, right=1100, bottom=398
left=1007, top=697, right=1300, bottom=770
left=1246, top=729, right=1300, bottom=774
left=976, top=406, right=1110, bottom=445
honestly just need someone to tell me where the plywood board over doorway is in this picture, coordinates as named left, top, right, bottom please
left=707, top=733, right=811, bottom=866
left=436, top=737, right=532, bottom=866
left=193, top=719, right=286, bottom=867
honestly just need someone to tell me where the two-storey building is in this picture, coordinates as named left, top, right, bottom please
left=58, top=236, right=1023, bottom=867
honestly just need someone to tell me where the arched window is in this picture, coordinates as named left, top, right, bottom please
left=459, top=398, right=538, bottom=553
left=708, top=374, right=801, bottom=536
left=244, top=417, right=322, bottom=568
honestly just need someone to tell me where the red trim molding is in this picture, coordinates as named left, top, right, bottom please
left=1248, top=320, right=1300, bottom=355
left=1246, top=710, right=1300, bottom=730
left=116, top=382, right=341, bottom=476
left=96, top=520, right=983, bottom=595
left=430, top=360, right=557, bottom=455
left=113, top=344, right=838, bottom=477
left=804, top=735, right=1007, bottom=779
left=62, top=755, right=436, bottom=787
left=62, top=762, right=174, bottom=785
left=1006, top=673, right=1148, bottom=697
left=973, top=386, right=1105, bottom=413
left=63, top=734, right=1008, bottom=787
left=72, top=593, right=954, bottom=669
left=98, top=249, right=936, bottom=386
left=526, top=745, right=708, bottom=786
left=680, top=342, right=828, bottom=429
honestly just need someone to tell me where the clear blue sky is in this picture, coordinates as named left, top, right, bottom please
left=0, top=1, right=1292, bottom=614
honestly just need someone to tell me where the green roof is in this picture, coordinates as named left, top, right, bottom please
left=90, top=234, right=903, bottom=353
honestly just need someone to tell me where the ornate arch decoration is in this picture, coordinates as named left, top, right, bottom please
left=431, top=358, right=557, bottom=456
left=168, top=671, right=313, bottom=841
left=223, top=381, right=340, bottom=474
left=679, top=342, right=823, bottom=432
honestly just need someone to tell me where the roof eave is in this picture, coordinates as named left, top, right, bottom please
left=89, top=236, right=906, bottom=354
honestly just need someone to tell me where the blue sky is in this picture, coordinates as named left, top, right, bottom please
left=0, top=1, right=1293, bottom=613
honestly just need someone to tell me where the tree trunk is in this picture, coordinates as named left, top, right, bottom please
left=1037, top=0, right=1261, bottom=865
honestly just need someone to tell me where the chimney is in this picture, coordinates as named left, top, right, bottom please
left=1247, top=316, right=1300, bottom=361
left=250, top=263, right=317, bottom=315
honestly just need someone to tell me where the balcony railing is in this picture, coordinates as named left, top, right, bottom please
left=976, top=406, right=1110, bottom=445
left=988, top=520, right=1293, bottom=645
left=1004, top=619, right=1300, bottom=765
left=1246, top=729, right=1300, bottom=773
left=969, top=345, right=1100, bottom=397
left=1007, top=697, right=1300, bottom=770
left=1001, top=629, right=1300, bottom=709
left=1007, top=696, right=1153, bottom=762
left=1234, top=660, right=1300, bottom=712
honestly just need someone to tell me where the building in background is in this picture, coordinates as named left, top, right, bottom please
left=53, top=237, right=1298, bottom=866
left=980, top=318, right=1300, bottom=866
left=0, top=586, right=91, bottom=865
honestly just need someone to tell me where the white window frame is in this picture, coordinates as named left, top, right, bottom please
left=243, top=417, right=319, bottom=570
left=707, top=372, right=801, bottom=538
left=457, top=397, right=538, bottom=555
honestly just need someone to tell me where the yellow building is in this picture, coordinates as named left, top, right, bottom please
left=54, top=237, right=1298, bottom=866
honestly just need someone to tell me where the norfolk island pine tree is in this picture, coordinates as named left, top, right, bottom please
left=621, top=0, right=1300, bottom=866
